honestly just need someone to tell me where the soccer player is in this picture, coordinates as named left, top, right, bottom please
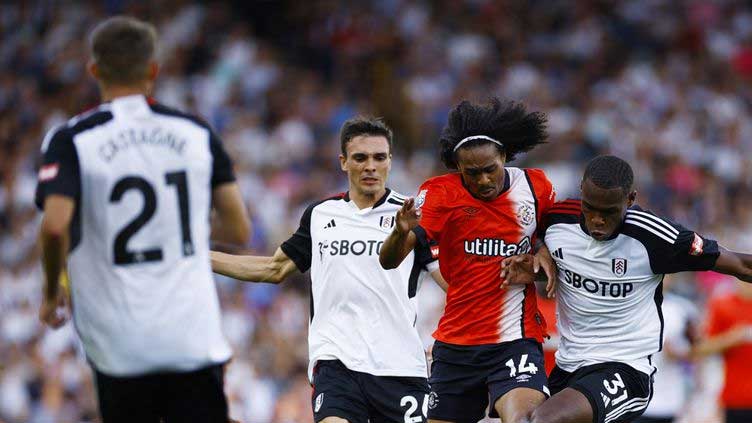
left=501, top=155, right=752, bottom=423
left=36, top=16, right=250, bottom=423
left=380, top=98, right=557, bottom=423
left=211, top=117, right=443, bottom=423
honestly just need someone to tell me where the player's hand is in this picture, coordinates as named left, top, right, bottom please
left=536, top=246, right=558, bottom=298
left=500, top=254, right=537, bottom=288
left=395, top=197, right=420, bottom=235
left=39, top=290, right=69, bottom=329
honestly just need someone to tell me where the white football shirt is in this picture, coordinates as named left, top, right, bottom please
left=35, top=95, right=233, bottom=376
left=280, top=190, right=437, bottom=381
left=542, top=201, right=719, bottom=375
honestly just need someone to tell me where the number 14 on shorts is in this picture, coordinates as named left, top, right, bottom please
left=505, top=354, right=539, bottom=379
left=601, top=372, right=628, bottom=408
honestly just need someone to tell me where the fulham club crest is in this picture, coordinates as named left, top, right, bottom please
left=612, top=258, right=628, bottom=277
left=380, top=215, right=395, bottom=229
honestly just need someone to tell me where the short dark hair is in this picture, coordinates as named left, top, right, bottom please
left=89, top=16, right=157, bottom=85
left=583, top=155, right=634, bottom=194
left=339, top=117, right=393, bottom=155
left=439, top=97, right=548, bottom=169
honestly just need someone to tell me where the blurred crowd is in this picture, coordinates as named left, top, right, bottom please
left=3, top=0, right=752, bottom=421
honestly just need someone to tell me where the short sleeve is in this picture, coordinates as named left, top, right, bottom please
left=624, top=208, right=720, bottom=274
left=280, top=203, right=315, bottom=272
left=524, top=168, right=556, bottom=222
left=210, top=130, right=236, bottom=187
left=413, top=179, right=449, bottom=243
left=34, top=126, right=80, bottom=210
left=413, top=228, right=438, bottom=270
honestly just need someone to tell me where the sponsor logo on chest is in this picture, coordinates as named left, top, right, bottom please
left=464, top=236, right=531, bottom=257
left=562, top=268, right=634, bottom=298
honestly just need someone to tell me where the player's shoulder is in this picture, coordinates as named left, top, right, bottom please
left=420, top=173, right=461, bottom=188
left=383, top=189, right=408, bottom=207
left=148, top=101, right=212, bottom=131
left=622, top=205, right=683, bottom=244
left=511, top=167, right=553, bottom=198
left=519, top=167, right=552, bottom=185
left=305, top=192, right=348, bottom=212
left=42, top=105, right=114, bottom=153
left=518, top=167, right=549, bottom=179
left=543, top=199, right=581, bottom=227
left=418, top=173, right=463, bottom=200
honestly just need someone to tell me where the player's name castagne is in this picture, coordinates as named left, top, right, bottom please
left=99, top=128, right=187, bottom=162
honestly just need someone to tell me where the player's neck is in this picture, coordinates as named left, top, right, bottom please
left=99, top=83, right=151, bottom=102
left=349, top=188, right=386, bottom=209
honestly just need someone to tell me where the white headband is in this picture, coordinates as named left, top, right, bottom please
left=453, top=135, right=504, bottom=152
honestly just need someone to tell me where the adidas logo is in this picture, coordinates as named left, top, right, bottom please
left=552, top=248, right=564, bottom=260
left=324, top=219, right=336, bottom=229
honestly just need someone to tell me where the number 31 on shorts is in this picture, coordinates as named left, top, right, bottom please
left=400, top=394, right=428, bottom=423
left=601, top=372, right=628, bottom=407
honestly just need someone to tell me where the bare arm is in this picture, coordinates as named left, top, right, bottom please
left=430, top=268, right=448, bottom=292
left=210, top=247, right=298, bottom=284
left=712, top=246, right=752, bottom=283
left=39, top=195, right=74, bottom=328
left=211, top=182, right=251, bottom=246
left=692, top=325, right=751, bottom=358
left=379, top=198, right=419, bottom=269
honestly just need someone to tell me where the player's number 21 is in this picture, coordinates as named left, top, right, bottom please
left=109, top=171, right=193, bottom=265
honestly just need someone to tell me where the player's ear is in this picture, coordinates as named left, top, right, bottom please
left=88, top=60, right=99, bottom=79
left=147, top=61, right=159, bottom=81
left=339, top=154, right=347, bottom=171
left=627, top=190, right=637, bottom=207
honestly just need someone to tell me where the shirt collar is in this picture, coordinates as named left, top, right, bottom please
left=342, top=188, right=392, bottom=209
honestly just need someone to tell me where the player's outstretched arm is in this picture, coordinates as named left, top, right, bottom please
left=692, top=325, right=752, bottom=357
left=712, top=246, right=752, bottom=283
left=210, top=247, right=298, bottom=284
left=379, top=198, right=419, bottom=269
left=211, top=182, right=251, bottom=246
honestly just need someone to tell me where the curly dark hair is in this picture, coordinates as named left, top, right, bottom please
left=583, top=155, right=634, bottom=194
left=439, top=98, right=548, bottom=169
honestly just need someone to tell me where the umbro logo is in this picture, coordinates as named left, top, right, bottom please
left=324, top=219, right=336, bottom=229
